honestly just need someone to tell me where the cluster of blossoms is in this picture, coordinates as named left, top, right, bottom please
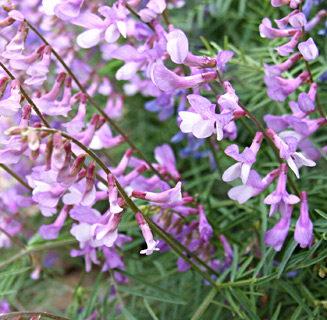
left=0, top=0, right=237, bottom=288
left=0, top=1, right=325, bottom=312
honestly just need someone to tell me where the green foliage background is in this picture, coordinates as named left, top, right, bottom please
left=1, top=0, right=327, bottom=319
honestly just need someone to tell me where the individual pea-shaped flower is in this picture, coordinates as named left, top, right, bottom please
left=80, top=162, right=96, bottom=206
left=267, top=129, right=316, bottom=178
left=259, top=18, right=297, bottom=39
left=179, top=94, right=217, bottom=139
left=198, top=205, right=213, bottom=243
left=132, top=181, right=182, bottom=204
left=289, top=12, right=307, bottom=28
left=135, top=212, right=160, bottom=255
left=264, top=203, right=293, bottom=252
left=151, top=63, right=217, bottom=91
left=298, top=38, right=319, bottom=61
left=294, top=191, right=313, bottom=248
left=274, top=30, right=302, bottom=56
left=39, top=205, right=70, bottom=240
left=264, top=163, right=300, bottom=217
left=223, top=132, right=263, bottom=184
left=228, top=169, right=280, bottom=204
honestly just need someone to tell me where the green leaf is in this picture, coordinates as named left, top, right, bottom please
left=230, top=244, right=239, bottom=282
left=253, top=246, right=274, bottom=278
left=271, top=303, right=281, bottom=320
left=117, top=286, right=187, bottom=305
left=143, top=299, right=160, bottom=320
left=116, top=269, right=182, bottom=299
left=277, top=240, right=298, bottom=278
left=230, top=288, right=260, bottom=320
left=224, top=290, right=247, bottom=319
left=235, top=256, right=254, bottom=280
left=279, top=280, right=314, bottom=317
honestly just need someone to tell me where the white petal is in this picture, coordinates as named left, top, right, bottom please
left=241, top=163, right=251, bottom=184
left=116, top=21, right=127, bottom=38
left=105, top=24, right=120, bottom=43
left=116, top=62, right=140, bottom=80
left=192, top=120, right=214, bottom=138
left=222, top=163, right=242, bottom=182
left=77, top=29, right=102, bottom=48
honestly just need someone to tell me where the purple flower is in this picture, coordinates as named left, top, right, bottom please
left=0, top=80, right=21, bottom=117
left=151, top=63, right=217, bottom=91
left=228, top=169, right=279, bottom=204
left=216, top=50, right=234, bottom=73
left=259, top=18, right=297, bottom=39
left=132, top=181, right=182, bottom=204
left=294, top=191, right=313, bottom=248
left=43, top=0, right=84, bottom=20
left=274, top=10, right=300, bottom=29
left=0, top=299, right=10, bottom=313
left=266, top=71, right=309, bottom=102
left=2, top=22, right=26, bottom=59
left=268, top=129, right=316, bottom=178
left=25, top=46, right=51, bottom=86
left=264, top=163, right=300, bottom=217
left=264, top=53, right=301, bottom=78
left=289, top=12, right=307, bottom=28
left=135, top=212, right=160, bottom=255
left=179, top=94, right=217, bottom=139
left=39, top=205, right=70, bottom=240
left=198, top=205, right=213, bottom=242
left=298, top=37, right=319, bottom=61
left=166, top=29, right=189, bottom=64
left=264, top=204, right=293, bottom=252
left=305, top=9, right=327, bottom=32
left=154, top=144, right=181, bottom=181
left=223, top=132, right=263, bottom=184
left=274, top=30, right=302, bottom=56
left=296, top=82, right=317, bottom=114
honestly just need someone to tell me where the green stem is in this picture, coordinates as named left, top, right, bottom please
left=0, top=239, right=76, bottom=270
left=0, top=164, right=32, bottom=191
left=191, top=284, right=219, bottom=320
left=0, top=311, right=71, bottom=320
left=0, top=227, right=26, bottom=250
left=125, top=3, right=155, bottom=31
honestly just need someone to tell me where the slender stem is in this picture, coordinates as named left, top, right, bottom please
left=0, top=226, right=26, bottom=250
left=0, top=239, right=76, bottom=270
left=125, top=3, right=155, bottom=31
left=33, top=127, right=220, bottom=280
left=191, top=284, right=219, bottom=320
left=0, top=164, right=32, bottom=191
left=24, top=19, right=172, bottom=187
left=0, top=61, right=51, bottom=128
left=0, top=311, right=71, bottom=320
left=206, top=139, right=222, bottom=177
